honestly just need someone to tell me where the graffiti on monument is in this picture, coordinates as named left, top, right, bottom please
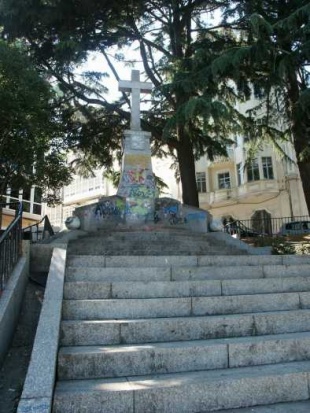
left=93, top=196, right=126, bottom=223
left=154, top=198, right=185, bottom=225
left=126, top=198, right=153, bottom=219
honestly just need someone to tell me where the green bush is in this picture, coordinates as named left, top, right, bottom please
left=295, top=243, right=310, bottom=255
left=271, top=241, right=296, bottom=255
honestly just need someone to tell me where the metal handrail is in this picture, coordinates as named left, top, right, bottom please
left=22, top=214, right=54, bottom=243
left=0, top=202, right=23, bottom=293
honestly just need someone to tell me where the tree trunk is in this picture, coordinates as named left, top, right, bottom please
left=296, top=160, right=310, bottom=215
left=176, top=126, right=199, bottom=207
left=286, top=71, right=310, bottom=216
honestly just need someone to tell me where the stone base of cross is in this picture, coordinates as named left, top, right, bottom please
left=117, top=130, right=157, bottom=224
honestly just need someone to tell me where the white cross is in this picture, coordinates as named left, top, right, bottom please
left=119, top=70, right=152, bottom=131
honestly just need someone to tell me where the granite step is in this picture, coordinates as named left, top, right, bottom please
left=66, top=254, right=310, bottom=268
left=215, top=400, right=310, bottom=412
left=65, top=263, right=310, bottom=282
left=53, top=360, right=310, bottom=413
left=67, top=247, right=242, bottom=256
left=57, top=331, right=310, bottom=380
left=63, top=276, right=310, bottom=300
left=53, top=233, right=310, bottom=412
left=62, top=292, right=309, bottom=320
left=60, top=309, right=310, bottom=346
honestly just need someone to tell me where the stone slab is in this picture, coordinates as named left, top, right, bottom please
left=198, top=255, right=283, bottom=266
left=57, top=340, right=228, bottom=380
left=53, top=377, right=134, bottom=413
left=215, top=400, right=310, bottom=412
left=111, top=280, right=221, bottom=299
left=263, top=264, right=310, bottom=278
left=65, top=267, right=171, bottom=282
left=64, top=282, right=112, bottom=299
left=172, top=266, right=264, bottom=281
left=222, top=277, right=310, bottom=295
left=229, top=331, right=310, bottom=367
left=192, top=293, right=300, bottom=316
left=53, top=361, right=310, bottom=413
left=253, top=310, right=310, bottom=335
left=62, top=297, right=192, bottom=320
left=60, top=320, right=121, bottom=346
left=105, top=255, right=198, bottom=268
left=131, top=362, right=309, bottom=413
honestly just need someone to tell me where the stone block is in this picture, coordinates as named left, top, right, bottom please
left=64, top=282, right=112, bottom=300
left=119, top=314, right=256, bottom=344
left=192, top=293, right=300, bottom=316
left=111, top=280, right=221, bottom=299
left=60, top=320, right=121, bottom=346
left=254, top=310, right=310, bottom=335
left=66, top=267, right=171, bottom=282
left=263, top=265, right=310, bottom=278
left=172, top=266, right=264, bottom=281
left=62, top=297, right=192, bottom=320
left=105, top=255, right=198, bottom=268
left=131, top=362, right=310, bottom=412
left=53, top=378, right=134, bottom=413
left=222, top=279, right=283, bottom=296
left=229, top=332, right=310, bottom=368
left=57, top=340, right=228, bottom=380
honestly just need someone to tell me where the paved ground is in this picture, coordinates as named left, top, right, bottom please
left=0, top=278, right=45, bottom=413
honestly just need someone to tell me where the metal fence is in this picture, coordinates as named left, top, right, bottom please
left=223, top=215, right=310, bottom=238
left=0, top=202, right=23, bottom=293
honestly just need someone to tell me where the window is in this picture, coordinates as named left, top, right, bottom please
left=247, top=159, right=260, bottom=182
left=236, top=163, right=243, bottom=186
left=196, top=172, right=207, bottom=193
left=262, top=156, right=274, bottom=179
left=218, top=172, right=231, bottom=189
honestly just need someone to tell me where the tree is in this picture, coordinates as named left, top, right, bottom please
left=202, top=0, right=310, bottom=213
left=0, top=0, right=240, bottom=208
left=0, top=40, right=72, bottom=204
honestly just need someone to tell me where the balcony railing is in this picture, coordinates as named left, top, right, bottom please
left=0, top=202, right=23, bottom=293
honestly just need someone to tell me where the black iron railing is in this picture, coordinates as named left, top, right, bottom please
left=22, top=214, right=54, bottom=243
left=223, top=215, right=310, bottom=238
left=0, top=202, right=23, bottom=293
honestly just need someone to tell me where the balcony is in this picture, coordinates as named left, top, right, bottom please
left=199, top=179, right=281, bottom=208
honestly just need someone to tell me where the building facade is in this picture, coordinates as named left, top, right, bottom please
left=195, top=137, right=308, bottom=233
left=0, top=186, right=43, bottom=229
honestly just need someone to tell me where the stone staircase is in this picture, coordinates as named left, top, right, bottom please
left=53, top=229, right=310, bottom=412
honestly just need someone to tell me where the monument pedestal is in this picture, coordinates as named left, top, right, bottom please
left=116, top=130, right=156, bottom=225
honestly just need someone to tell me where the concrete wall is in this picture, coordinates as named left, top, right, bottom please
left=0, top=241, right=30, bottom=366
left=30, top=243, right=67, bottom=274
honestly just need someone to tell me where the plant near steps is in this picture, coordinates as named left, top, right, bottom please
left=271, top=240, right=310, bottom=255
left=295, top=243, right=310, bottom=255
left=271, top=240, right=296, bottom=255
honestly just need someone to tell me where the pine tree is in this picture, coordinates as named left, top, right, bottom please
left=0, top=0, right=240, bottom=207
left=206, top=0, right=310, bottom=213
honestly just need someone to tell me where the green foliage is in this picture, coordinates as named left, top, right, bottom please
left=271, top=240, right=296, bottom=255
left=295, top=243, right=310, bottom=255
left=3, top=0, right=309, bottom=209
left=271, top=239, right=310, bottom=255
left=0, top=40, right=72, bottom=203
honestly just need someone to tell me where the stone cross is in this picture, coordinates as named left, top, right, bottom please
left=119, top=70, right=152, bottom=131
